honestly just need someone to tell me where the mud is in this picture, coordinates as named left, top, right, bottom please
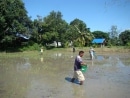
left=0, top=51, right=130, bottom=98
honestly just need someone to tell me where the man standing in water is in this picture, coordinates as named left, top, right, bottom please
left=71, top=51, right=85, bottom=85
left=89, top=47, right=95, bottom=60
left=73, top=46, right=75, bottom=53
left=40, top=47, right=43, bottom=55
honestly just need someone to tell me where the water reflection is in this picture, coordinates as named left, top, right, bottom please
left=54, top=53, right=62, bottom=57
left=91, top=60, right=94, bottom=66
left=40, top=57, right=43, bottom=62
left=16, top=58, right=31, bottom=71
left=72, top=86, right=86, bottom=98
left=116, top=57, right=125, bottom=67
left=96, top=55, right=105, bottom=61
left=119, top=57, right=130, bottom=66
left=95, top=55, right=130, bottom=66
left=95, top=55, right=130, bottom=67
left=0, top=52, right=130, bottom=98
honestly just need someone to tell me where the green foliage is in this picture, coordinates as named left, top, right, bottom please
left=69, top=19, right=94, bottom=47
left=0, top=0, right=32, bottom=51
left=126, top=42, right=130, bottom=46
left=92, top=43, right=98, bottom=48
left=0, top=1, right=129, bottom=51
left=42, top=11, right=68, bottom=46
left=125, top=42, right=130, bottom=49
left=92, top=31, right=109, bottom=40
left=70, top=18, right=87, bottom=32
left=119, top=30, right=130, bottom=45
left=30, top=11, right=69, bottom=47
left=20, top=43, right=40, bottom=51
left=62, top=41, right=70, bottom=48
left=73, top=40, right=80, bottom=47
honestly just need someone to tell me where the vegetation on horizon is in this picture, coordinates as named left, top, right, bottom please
left=0, top=0, right=130, bottom=52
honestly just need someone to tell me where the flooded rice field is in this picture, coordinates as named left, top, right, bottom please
left=0, top=51, right=130, bottom=98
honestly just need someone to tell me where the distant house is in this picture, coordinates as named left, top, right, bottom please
left=53, top=41, right=61, bottom=47
left=92, top=38, right=105, bottom=47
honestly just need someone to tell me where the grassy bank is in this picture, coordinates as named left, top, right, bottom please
left=0, top=46, right=130, bottom=58
left=50, top=46, right=130, bottom=53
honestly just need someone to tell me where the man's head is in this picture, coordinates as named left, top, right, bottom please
left=79, top=51, right=84, bottom=57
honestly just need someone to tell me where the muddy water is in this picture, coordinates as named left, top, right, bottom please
left=0, top=52, right=130, bottom=98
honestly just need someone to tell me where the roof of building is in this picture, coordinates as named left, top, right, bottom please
left=16, top=33, right=30, bottom=40
left=92, top=38, right=105, bottom=44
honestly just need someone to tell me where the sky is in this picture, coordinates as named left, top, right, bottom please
left=22, top=0, right=130, bottom=32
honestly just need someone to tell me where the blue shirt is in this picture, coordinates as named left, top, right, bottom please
left=74, top=55, right=82, bottom=71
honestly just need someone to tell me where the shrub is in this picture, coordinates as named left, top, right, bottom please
left=19, top=43, right=40, bottom=51
left=125, top=42, right=130, bottom=48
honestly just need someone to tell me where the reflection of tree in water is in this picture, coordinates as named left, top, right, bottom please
left=40, top=57, right=44, bottom=62
left=118, top=57, right=130, bottom=66
left=92, top=54, right=110, bottom=61
left=0, top=58, right=31, bottom=98
left=107, top=56, right=128, bottom=67
left=104, top=55, right=109, bottom=59
left=116, top=57, right=125, bottom=67
left=96, top=55, right=105, bottom=61
left=16, top=58, right=31, bottom=71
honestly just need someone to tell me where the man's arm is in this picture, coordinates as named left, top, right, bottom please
left=80, top=61, right=86, bottom=66
left=78, top=56, right=86, bottom=66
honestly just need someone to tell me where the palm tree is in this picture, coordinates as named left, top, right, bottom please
left=74, top=25, right=94, bottom=47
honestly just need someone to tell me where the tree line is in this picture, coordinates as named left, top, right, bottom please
left=0, top=0, right=130, bottom=51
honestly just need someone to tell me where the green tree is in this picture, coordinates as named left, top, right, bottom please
left=65, top=25, right=79, bottom=45
left=69, top=18, right=94, bottom=47
left=92, top=31, right=109, bottom=39
left=42, top=11, right=68, bottom=47
left=119, top=30, right=130, bottom=45
left=109, top=25, right=119, bottom=45
left=0, top=0, right=31, bottom=50
left=31, top=17, right=44, bottom=45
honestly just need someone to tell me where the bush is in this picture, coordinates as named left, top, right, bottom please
left=73, top=41, right=83, bottom=47
left=125, top=42, right=130, bottom=48
left=63, top=41, right=70, bottom=48
left=20, top=43, right=40, bottom=51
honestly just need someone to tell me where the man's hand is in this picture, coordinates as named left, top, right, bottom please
left=81, top=62, right=86, bottom=66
